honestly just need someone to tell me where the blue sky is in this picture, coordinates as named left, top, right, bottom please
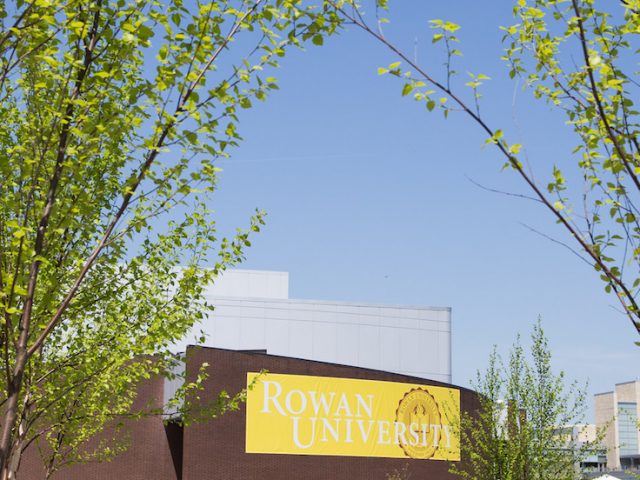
left=206, top=1, right=638, bottom=418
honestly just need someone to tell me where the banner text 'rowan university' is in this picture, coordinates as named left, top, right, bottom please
left=245, top=372, right=460, bottom=460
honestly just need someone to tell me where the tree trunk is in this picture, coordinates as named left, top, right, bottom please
left=6, top=391, right=33, bottom=480
left=0, top=347, right=28, bottom=480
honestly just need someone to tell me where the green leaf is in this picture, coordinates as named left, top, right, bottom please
left=508, top=144, right=522, bottom=154
left=41, top=55, right=58, bottom=67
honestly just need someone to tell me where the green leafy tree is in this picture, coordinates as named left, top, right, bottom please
left=450, top=322, right=600, bottom=480
left=332, top=0, right=640, bottom=339
left=0, top=0, right=342, bottom=478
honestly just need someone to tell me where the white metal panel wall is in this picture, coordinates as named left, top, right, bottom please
left=205, top=269, right=289, bottom=299
left=172, top=270, right=452, bottom=383
left=198, top=296, right=452, bottom=383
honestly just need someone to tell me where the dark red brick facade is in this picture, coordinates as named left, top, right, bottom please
left=20, top=347, right=478, bottom=479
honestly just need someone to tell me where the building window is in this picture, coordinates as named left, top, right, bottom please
left=618, top=402, right=638, bottom=456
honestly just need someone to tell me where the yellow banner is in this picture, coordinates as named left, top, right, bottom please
left=245, top=372, right=460, bottom=461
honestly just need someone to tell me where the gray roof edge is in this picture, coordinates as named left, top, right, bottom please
left=207, top=295, right=451, bottom=312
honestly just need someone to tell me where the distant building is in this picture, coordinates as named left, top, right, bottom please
left=175, top=269, right=452, bottom=383
left=595, top=380, right=640, bottom=470
left=554, top=424, right=606, bottom=472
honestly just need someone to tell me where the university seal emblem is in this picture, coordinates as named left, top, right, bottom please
left=395, top=388, right=442, bottom=459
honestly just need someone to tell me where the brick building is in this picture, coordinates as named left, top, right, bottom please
left=20, top=347, right=477, bottom=479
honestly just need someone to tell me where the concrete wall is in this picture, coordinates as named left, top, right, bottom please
left=595, top=391, right=619, bottom=470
